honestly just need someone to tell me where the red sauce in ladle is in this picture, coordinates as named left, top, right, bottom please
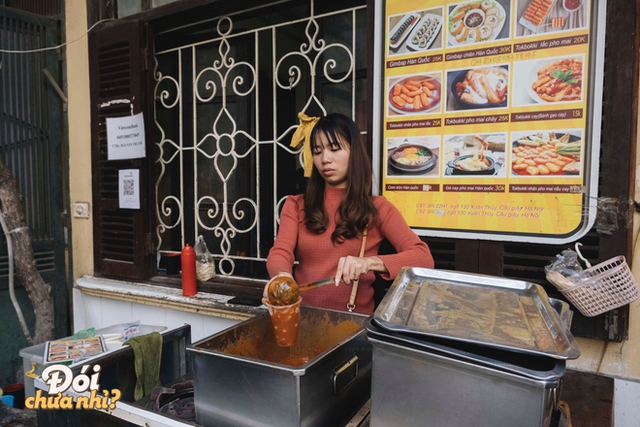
left=267, top=276, right=300, bottom=306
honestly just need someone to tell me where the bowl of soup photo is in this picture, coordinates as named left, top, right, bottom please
left=447, top=153, right=496, bottom=175
left=389, top=144, right=438, bottom=174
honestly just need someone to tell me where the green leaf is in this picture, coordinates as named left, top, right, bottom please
left=551, top=69, right=578, bottom=84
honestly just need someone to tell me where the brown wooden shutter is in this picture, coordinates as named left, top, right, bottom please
left=89, top=20, right=152, bottom=280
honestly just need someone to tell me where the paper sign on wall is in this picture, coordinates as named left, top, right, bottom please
left=119, top=169, right=140, bottom=209
left=106, top=113, right=146, bottom=160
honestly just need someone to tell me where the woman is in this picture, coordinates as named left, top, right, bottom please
left=266, top=113, right=434, bottom=314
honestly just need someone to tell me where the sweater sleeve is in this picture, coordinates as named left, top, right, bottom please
left=266, top=196, right=301, bottom=277
left=375, top=197, right=434, bottom=280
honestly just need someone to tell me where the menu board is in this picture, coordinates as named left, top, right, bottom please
left=374, top=0, right=605, bottom=243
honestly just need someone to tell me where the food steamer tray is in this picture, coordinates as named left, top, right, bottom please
left=374, top=267, right=580, bottom=359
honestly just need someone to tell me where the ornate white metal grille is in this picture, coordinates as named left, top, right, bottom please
left=153, top=2, right=366, bottom=277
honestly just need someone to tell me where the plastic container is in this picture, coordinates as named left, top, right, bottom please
left=160, top=252, right=181, bottom=275
left=559, top=256, right=640, bottom=317
left=2, top=383, right=25, bottom=409
left=19, top=323, right=166, bottom=399
left=0, top=394, right=14, bottom=407
left=262, top=297, right=302, bottom=347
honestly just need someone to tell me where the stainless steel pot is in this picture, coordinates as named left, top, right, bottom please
left=368, top=333, right=560, bottom=427
left=187, top=306, right=371, bottom=427
left=367, top=268, right=577, bottom=427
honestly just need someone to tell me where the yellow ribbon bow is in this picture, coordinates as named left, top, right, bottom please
left=290, top=112, right=319, bottom=178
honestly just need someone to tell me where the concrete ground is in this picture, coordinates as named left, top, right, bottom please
left=561, top=370, right=613, bottom=427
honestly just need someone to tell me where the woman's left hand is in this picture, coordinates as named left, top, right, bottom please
left=335, top=256, right=371, bottom=286
left=335, top=255, right=388, bottom=286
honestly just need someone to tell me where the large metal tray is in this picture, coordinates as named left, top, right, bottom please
left=365, top=318, right=565, bottom=381
left=374, top=268, right=580, bottom=359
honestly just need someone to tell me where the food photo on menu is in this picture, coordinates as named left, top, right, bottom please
left=387, top=7, right=444, bottom=56
left=447, top=0, right=511, bottom=46
left=45, top=336, right=106, bottom=363
left=510, top=129, right=583, bottom=176
left=511, top=55, right=583, bottom=106
left=387, top=72, right=443, bottom=116
left=443, top=133, right=507, bottom=177
left=515, top=0, right=587, bottom=36
left=387, top=136, right=441, bottom=177
left=446, top=65, right=508, bottom=111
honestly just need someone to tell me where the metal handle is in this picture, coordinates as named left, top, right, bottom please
left=332, top=353, right=359, bottom=396
left=298, top=277, right=334, bottom=292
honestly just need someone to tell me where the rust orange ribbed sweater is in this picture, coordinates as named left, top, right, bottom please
left=267, top=188, right=434, bottom=314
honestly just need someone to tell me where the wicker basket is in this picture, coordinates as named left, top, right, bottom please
left=558, top=256, right=640, bottom=317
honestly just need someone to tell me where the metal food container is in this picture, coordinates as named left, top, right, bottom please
left=367, top=332, right=561, bottom=427
left=187, top=306, right=371, bottom=427
left=367, top=268, right=579, bottom=427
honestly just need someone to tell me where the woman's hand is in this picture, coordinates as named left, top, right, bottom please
left=334, top=256, right=386, bottom=286
left=264, top=272, right=294, bottom=300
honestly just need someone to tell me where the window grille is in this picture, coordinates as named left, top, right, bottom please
left=153, top=1, right=367, bottom=278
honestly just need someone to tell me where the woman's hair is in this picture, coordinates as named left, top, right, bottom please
left=304, top=113, right=377, bottom=243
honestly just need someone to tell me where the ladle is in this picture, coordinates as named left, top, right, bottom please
left=266, top=276, right=334, bottom=306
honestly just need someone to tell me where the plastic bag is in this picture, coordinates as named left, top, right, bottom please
left=194, top=235, right=216, bottom=281
left=544, top=249, right=586, bottom=290
left=70, top=327, right=96, bottom=339
left=123, top=321, right=141, bottom=341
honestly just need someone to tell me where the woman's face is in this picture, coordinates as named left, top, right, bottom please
left=312, top=131, right=351, bottom=188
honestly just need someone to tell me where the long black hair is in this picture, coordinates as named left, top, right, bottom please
left=304, top=113, right=377, bottom=243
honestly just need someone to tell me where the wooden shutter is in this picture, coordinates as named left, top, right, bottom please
left=89, top=20, right=152, bottom=280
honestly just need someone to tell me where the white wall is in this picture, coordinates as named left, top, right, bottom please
left=72, top=288, right=240, bottom=342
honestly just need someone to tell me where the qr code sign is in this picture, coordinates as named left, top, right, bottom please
left=122, top=179, right=135, bottom=196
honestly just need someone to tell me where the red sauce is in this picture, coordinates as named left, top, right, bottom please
left=267, top=276, right=299, bottom=306
left=564, top=0, right=581, bottom=10
left=279, top=355, right=310, bottom=367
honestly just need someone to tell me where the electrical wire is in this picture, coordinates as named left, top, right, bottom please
left=0, top=18, right=115, bottom=54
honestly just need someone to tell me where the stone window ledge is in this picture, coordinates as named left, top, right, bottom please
left=75, top=275, right=266, bottom=321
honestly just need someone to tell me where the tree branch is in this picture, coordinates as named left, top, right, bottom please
left=0, top=157, right=54, bottom=345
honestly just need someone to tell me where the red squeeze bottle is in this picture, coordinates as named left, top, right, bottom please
left=181, top=244, right=197, bottom=296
